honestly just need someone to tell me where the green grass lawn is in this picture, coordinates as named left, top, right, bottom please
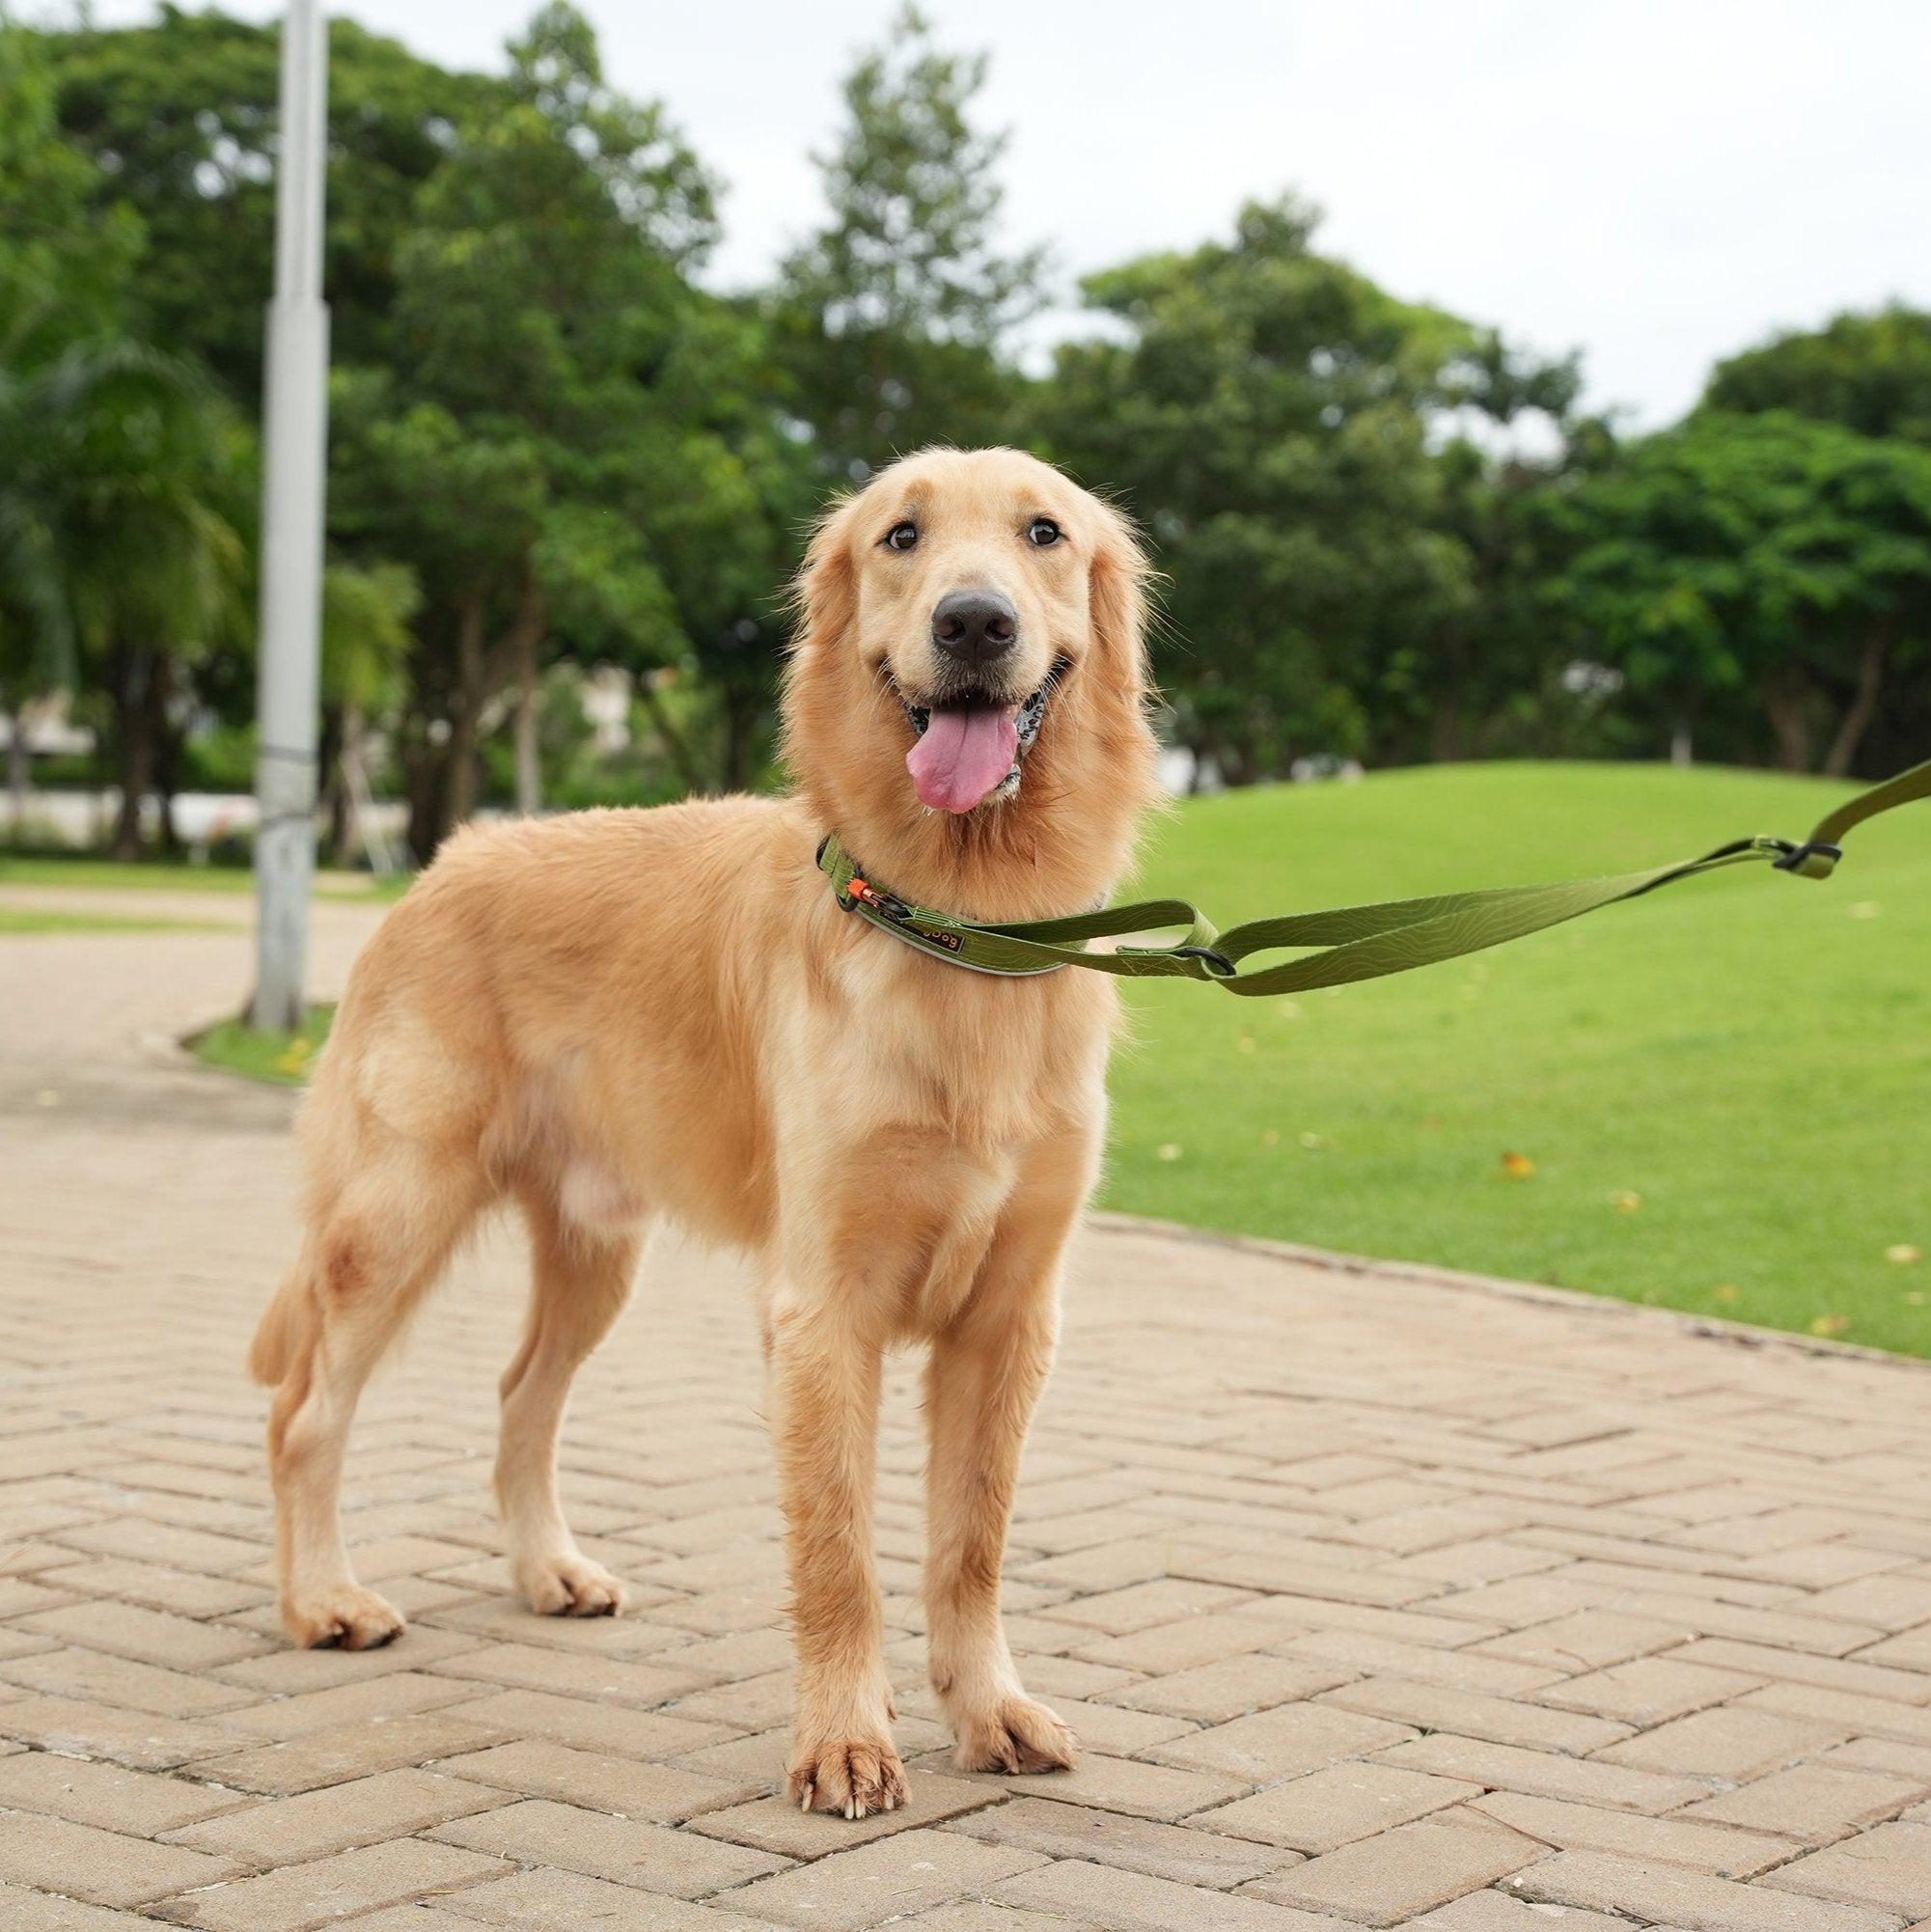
left=170, top=762, right=1929, bottom=1355
left=1104, top=761, right=1930, bottom=1355
left=0, top=907, right=227, bottom=935
left=0, top=854, right=406, bottom=899
left=190, top=1006, right=337, bottom=1086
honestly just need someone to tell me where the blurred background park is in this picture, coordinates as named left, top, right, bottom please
left=1, top=1, right=1926, bottom=1348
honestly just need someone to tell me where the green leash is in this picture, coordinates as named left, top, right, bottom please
left=817, top=758, right=1931, bottom=998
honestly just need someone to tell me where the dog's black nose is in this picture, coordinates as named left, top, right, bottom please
left=931, top=590, right=1018, bottom=670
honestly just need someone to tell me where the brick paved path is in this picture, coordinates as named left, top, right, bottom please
left=5, top=891, right=1931, bottom=1930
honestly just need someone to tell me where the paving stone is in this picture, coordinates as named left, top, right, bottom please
left=1104, top=1654, right=1354, bottom=1723
left=686, top=1766, right=1001, bottom=1856
left=189, top=1709, right=511, bottom=1795
left=0, top=1750, right=254, bottom=1833
left=428, top=1797, right=790, bottom=1895
left=0, top=1882, right=178, bottom=1931
left=1664, top=1635, right=1931, bottom=1705
left=1468, top=1790, right=1795, bottom=1879
left=217, top=1670, right=483, bottom=1740
left=442, top=1687, right=729, bottom=1763
left=0, top=1695, right=243, bottom=1769
left=1734, top=1680, right=1931, bottom=1748
left=13, top=916, right=1931, bottom=1932
left=1070, top=1610, right=1311, bottom=1675
left=428, top=1640, right=715, bottom=1705
left=432, top=1738, right=758, bottom=1825
left=1683, top=1760, right=1928, bottom=1842
left=1200, top=1761, right=1477, bottom=1854
left=892, top=1905, right=1090, bottom=1932
left=1150, top=1702, right=1415, bottom=1782
left=727, top=1830, right=1046, bottom=1930
left=998, top=1748, right=1252, bottom=1820
left=148, top=1838, right=511, bottom=1932
left=166, top=1766, right=508, bottom=1864
left=0, top=1645, right=258, bottom=1718
left=0, top=1810, right=248, bottom=1909
left=1531, top=1656, right=1760, bottom=1726
left=1594, top=1703, right=1846, bottom=1780
left=12, top=1597, right=274, bottom=1671
left=1401, top=1893, right=1640, bottom=1931
left=1513, top=1847, right=1901, bottom=1931
left=1757, top=1819, right=1931, bottom=1915
left=949, top=1793, right=1291, bottom=1887
left=1373, top=1730, right=1709, bottom=1816
left=432, top=1864, right=789, bottom=1929
left=1318, top=1679, right=1629, bottom=1756
left=987, top=1858, right=1346, bottom=1930
left=212, top=1624, right=483, bottom=1696
left=1278, top=1629, right=1560, bottom=1698
left=1245, top=1810, right=1546, bottom=1926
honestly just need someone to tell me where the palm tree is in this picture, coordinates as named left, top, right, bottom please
left=1, top=339, right=250, bottom=856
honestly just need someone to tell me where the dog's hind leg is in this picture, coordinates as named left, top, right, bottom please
left=497, top=1195, right=643, bottom=1616
left=262, top=1140, right=486, bottom=1649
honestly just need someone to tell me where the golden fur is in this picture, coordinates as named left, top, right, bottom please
left=249, top=447, right=1162, bottom=1817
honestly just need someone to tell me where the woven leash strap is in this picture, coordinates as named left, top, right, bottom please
left=817, top=758, right=1931, bottom=997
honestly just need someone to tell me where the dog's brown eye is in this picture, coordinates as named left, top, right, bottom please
left=884, top=522, right=918, bottom=552
left=1028, top=517, right=1062, bottom=548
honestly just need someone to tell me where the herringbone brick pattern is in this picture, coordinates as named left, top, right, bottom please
left=5, top=891, right=1931, bottom=1929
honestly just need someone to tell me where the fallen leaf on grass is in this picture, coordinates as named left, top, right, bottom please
left=1500, top=1150, right=1535, bottom=1179
left=1609, top=1190, right=1641, bottom=1214
left=1809, top=1313, right=1851, bottom=1338
left=1711, top=1283, right=1739, bottom=1303
left=1260, top=1129, right=1281, bottom=1147
left=1156, top=1143, right=1183, bottom=1162
left=1886, top=1243, right=1921, bottom=1265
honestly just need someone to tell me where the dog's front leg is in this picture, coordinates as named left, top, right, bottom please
left=766, top=1287, right=905, bottom=1818
left=924, top=1142, right=1086, bottom=1777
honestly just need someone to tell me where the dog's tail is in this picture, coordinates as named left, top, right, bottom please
left=248, top=1257, right=317, bottom=1387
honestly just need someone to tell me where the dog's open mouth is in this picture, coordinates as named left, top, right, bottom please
left=895, top=665, right=1061, bottom=814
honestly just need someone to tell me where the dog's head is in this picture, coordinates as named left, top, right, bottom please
left=783, top=448, right=1161, bottom=919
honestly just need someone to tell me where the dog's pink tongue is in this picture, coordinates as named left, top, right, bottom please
left=906, top=705, right=1019, bottom=814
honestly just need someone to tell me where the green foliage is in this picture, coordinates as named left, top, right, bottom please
left=1553, top=411, right=1931, bottom=774
left=1705, top=305, right=1931, bottom=444
left=1105, top=761, right=1931, bottom=1356
left=772, top=5, right=1043, bottom=478
left=47, top=7, right=497, bottom=400
left=1033, top=198, right=1587, bottom=780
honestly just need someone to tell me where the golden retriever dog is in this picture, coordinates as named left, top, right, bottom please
left=248, top=446, right=1161, bottom=1817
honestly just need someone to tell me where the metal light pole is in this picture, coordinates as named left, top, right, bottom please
left=252, top=0, right=330, bottom=1031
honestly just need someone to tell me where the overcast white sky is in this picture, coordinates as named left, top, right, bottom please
left=69, top=0, right=1931, bottom=428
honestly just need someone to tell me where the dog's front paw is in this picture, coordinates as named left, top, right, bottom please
left=952, top=1695, right=1078, bottom=1775
left=283, top=1583, right=405, bottom=1651
left=787, top=1731, right=908, bottom=1820
left=514, top=1552, right=626, bottom=1617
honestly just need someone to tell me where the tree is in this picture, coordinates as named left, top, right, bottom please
left=1552, top=411, right=1931, bottom=775
left=319, top=559, right=417, bottom=865
left=2, top=19, right=250, bottom=853
left=331, top=3, right=806, bottom=852
left=1032, top=198, right=1503, bottom=783
left=8, top=341, right=252, bottom=855
left=45, top=7, right=498, bottom=404
left=1705, top=306, right=1931, bottom=446
left=773, top=6, right=1043, bottom=480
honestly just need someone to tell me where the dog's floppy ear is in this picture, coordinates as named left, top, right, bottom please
left=789, top=494, right=861, bottom=658
left=1088, top=499, right=1152, bottom=694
